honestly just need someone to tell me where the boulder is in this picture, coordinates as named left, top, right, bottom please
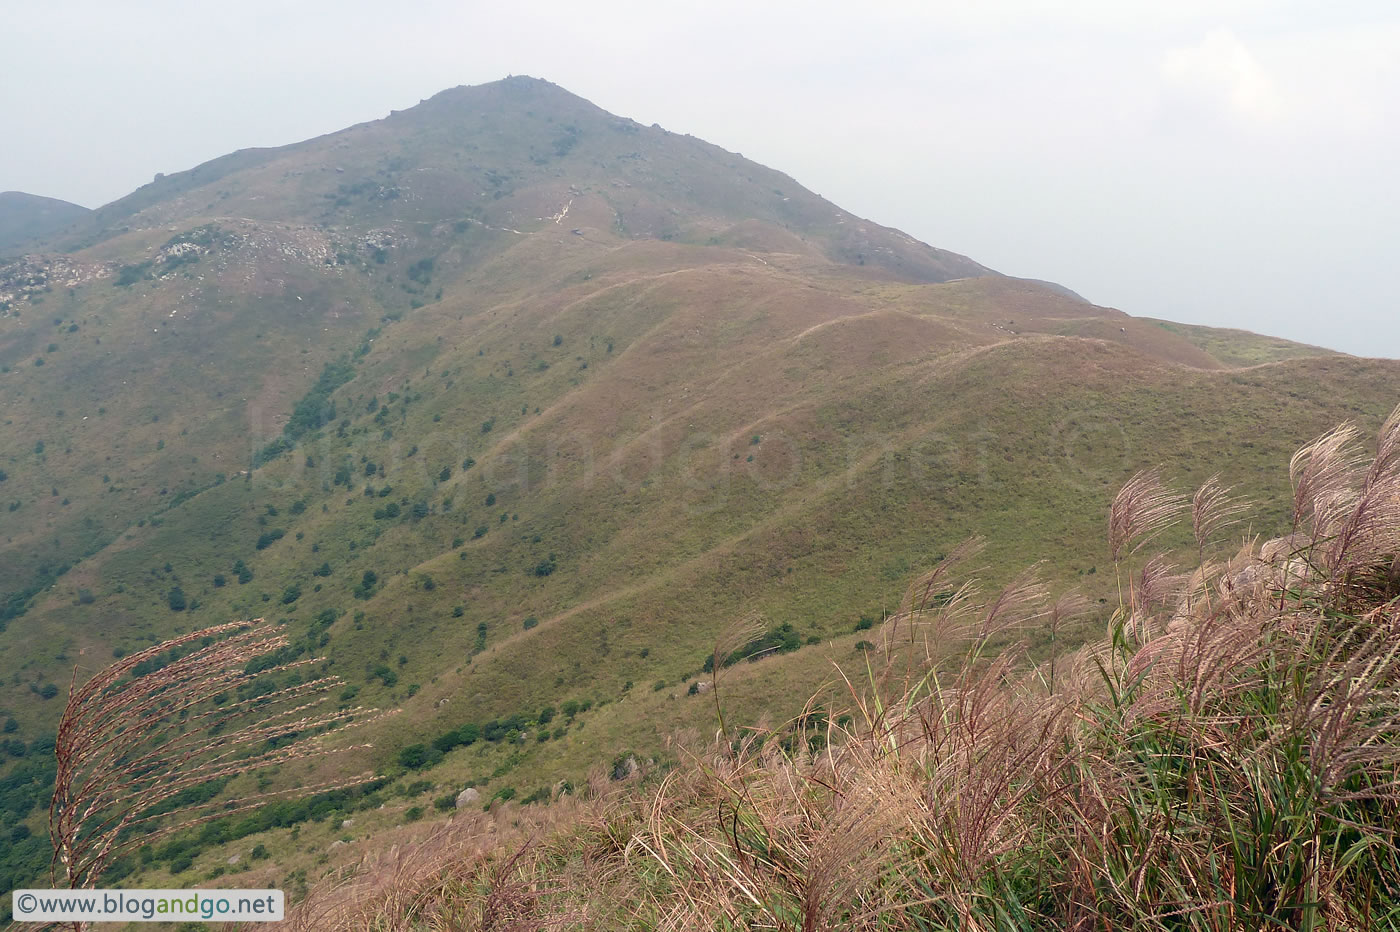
left=455, top=787, right=481, bottom=808
left=611, top=755, right=641, bottom=781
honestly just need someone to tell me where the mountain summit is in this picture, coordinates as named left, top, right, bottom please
left=66, top=76, right=991, bottom=284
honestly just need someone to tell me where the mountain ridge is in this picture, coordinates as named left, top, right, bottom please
left=0, top=191, right=91, bottom=256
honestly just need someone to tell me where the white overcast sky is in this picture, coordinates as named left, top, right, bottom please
left=3, top=1, right=1397, bottom=356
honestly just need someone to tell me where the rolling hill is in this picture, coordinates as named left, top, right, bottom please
left=0, top=191, right=90, bottom=257
left=1, top=75, right=1396, bottom=897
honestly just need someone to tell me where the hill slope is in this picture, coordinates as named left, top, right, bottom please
left=0, top=191, right=90, bottom=256
left=0, top=75, right=1393, bottom=897
left=1147, top=317, right=1341, bottom=366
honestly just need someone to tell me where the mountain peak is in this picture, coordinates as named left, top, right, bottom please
left=54, top=77, right=992, bottom=284
left=411, top=74, right=579, bottom=108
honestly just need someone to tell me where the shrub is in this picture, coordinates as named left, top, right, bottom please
left=397, top=745, right=432, bottom=769
left=354, top=570, right=379, bottom=600
left=282, top=357, right=354, bottom=443
left=255, top=529, right=285, bottom=550
left=167, top=587, right=187, bottom=612
left=114, top=262, right=152, bottom=286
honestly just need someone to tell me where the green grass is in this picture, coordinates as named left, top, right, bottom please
left=1147, top=317, right=1338, bottom=367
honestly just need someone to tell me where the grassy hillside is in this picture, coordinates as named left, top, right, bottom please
left=1147, top=317, right=1340, bottom=367
left=0, top=76, right=1390, bottom=905
left=277, top=411, right=1400, bottom=930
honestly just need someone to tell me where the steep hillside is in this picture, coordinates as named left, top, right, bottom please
left=0, top=76, right=1388, bottom=898
left=0, top=192, right=90, bottom=256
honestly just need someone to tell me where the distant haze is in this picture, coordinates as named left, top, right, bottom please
left=3, top=1, right=1396, bottom=357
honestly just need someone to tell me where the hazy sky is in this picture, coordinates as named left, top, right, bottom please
left=3, top=1, right=1397, bottom=356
